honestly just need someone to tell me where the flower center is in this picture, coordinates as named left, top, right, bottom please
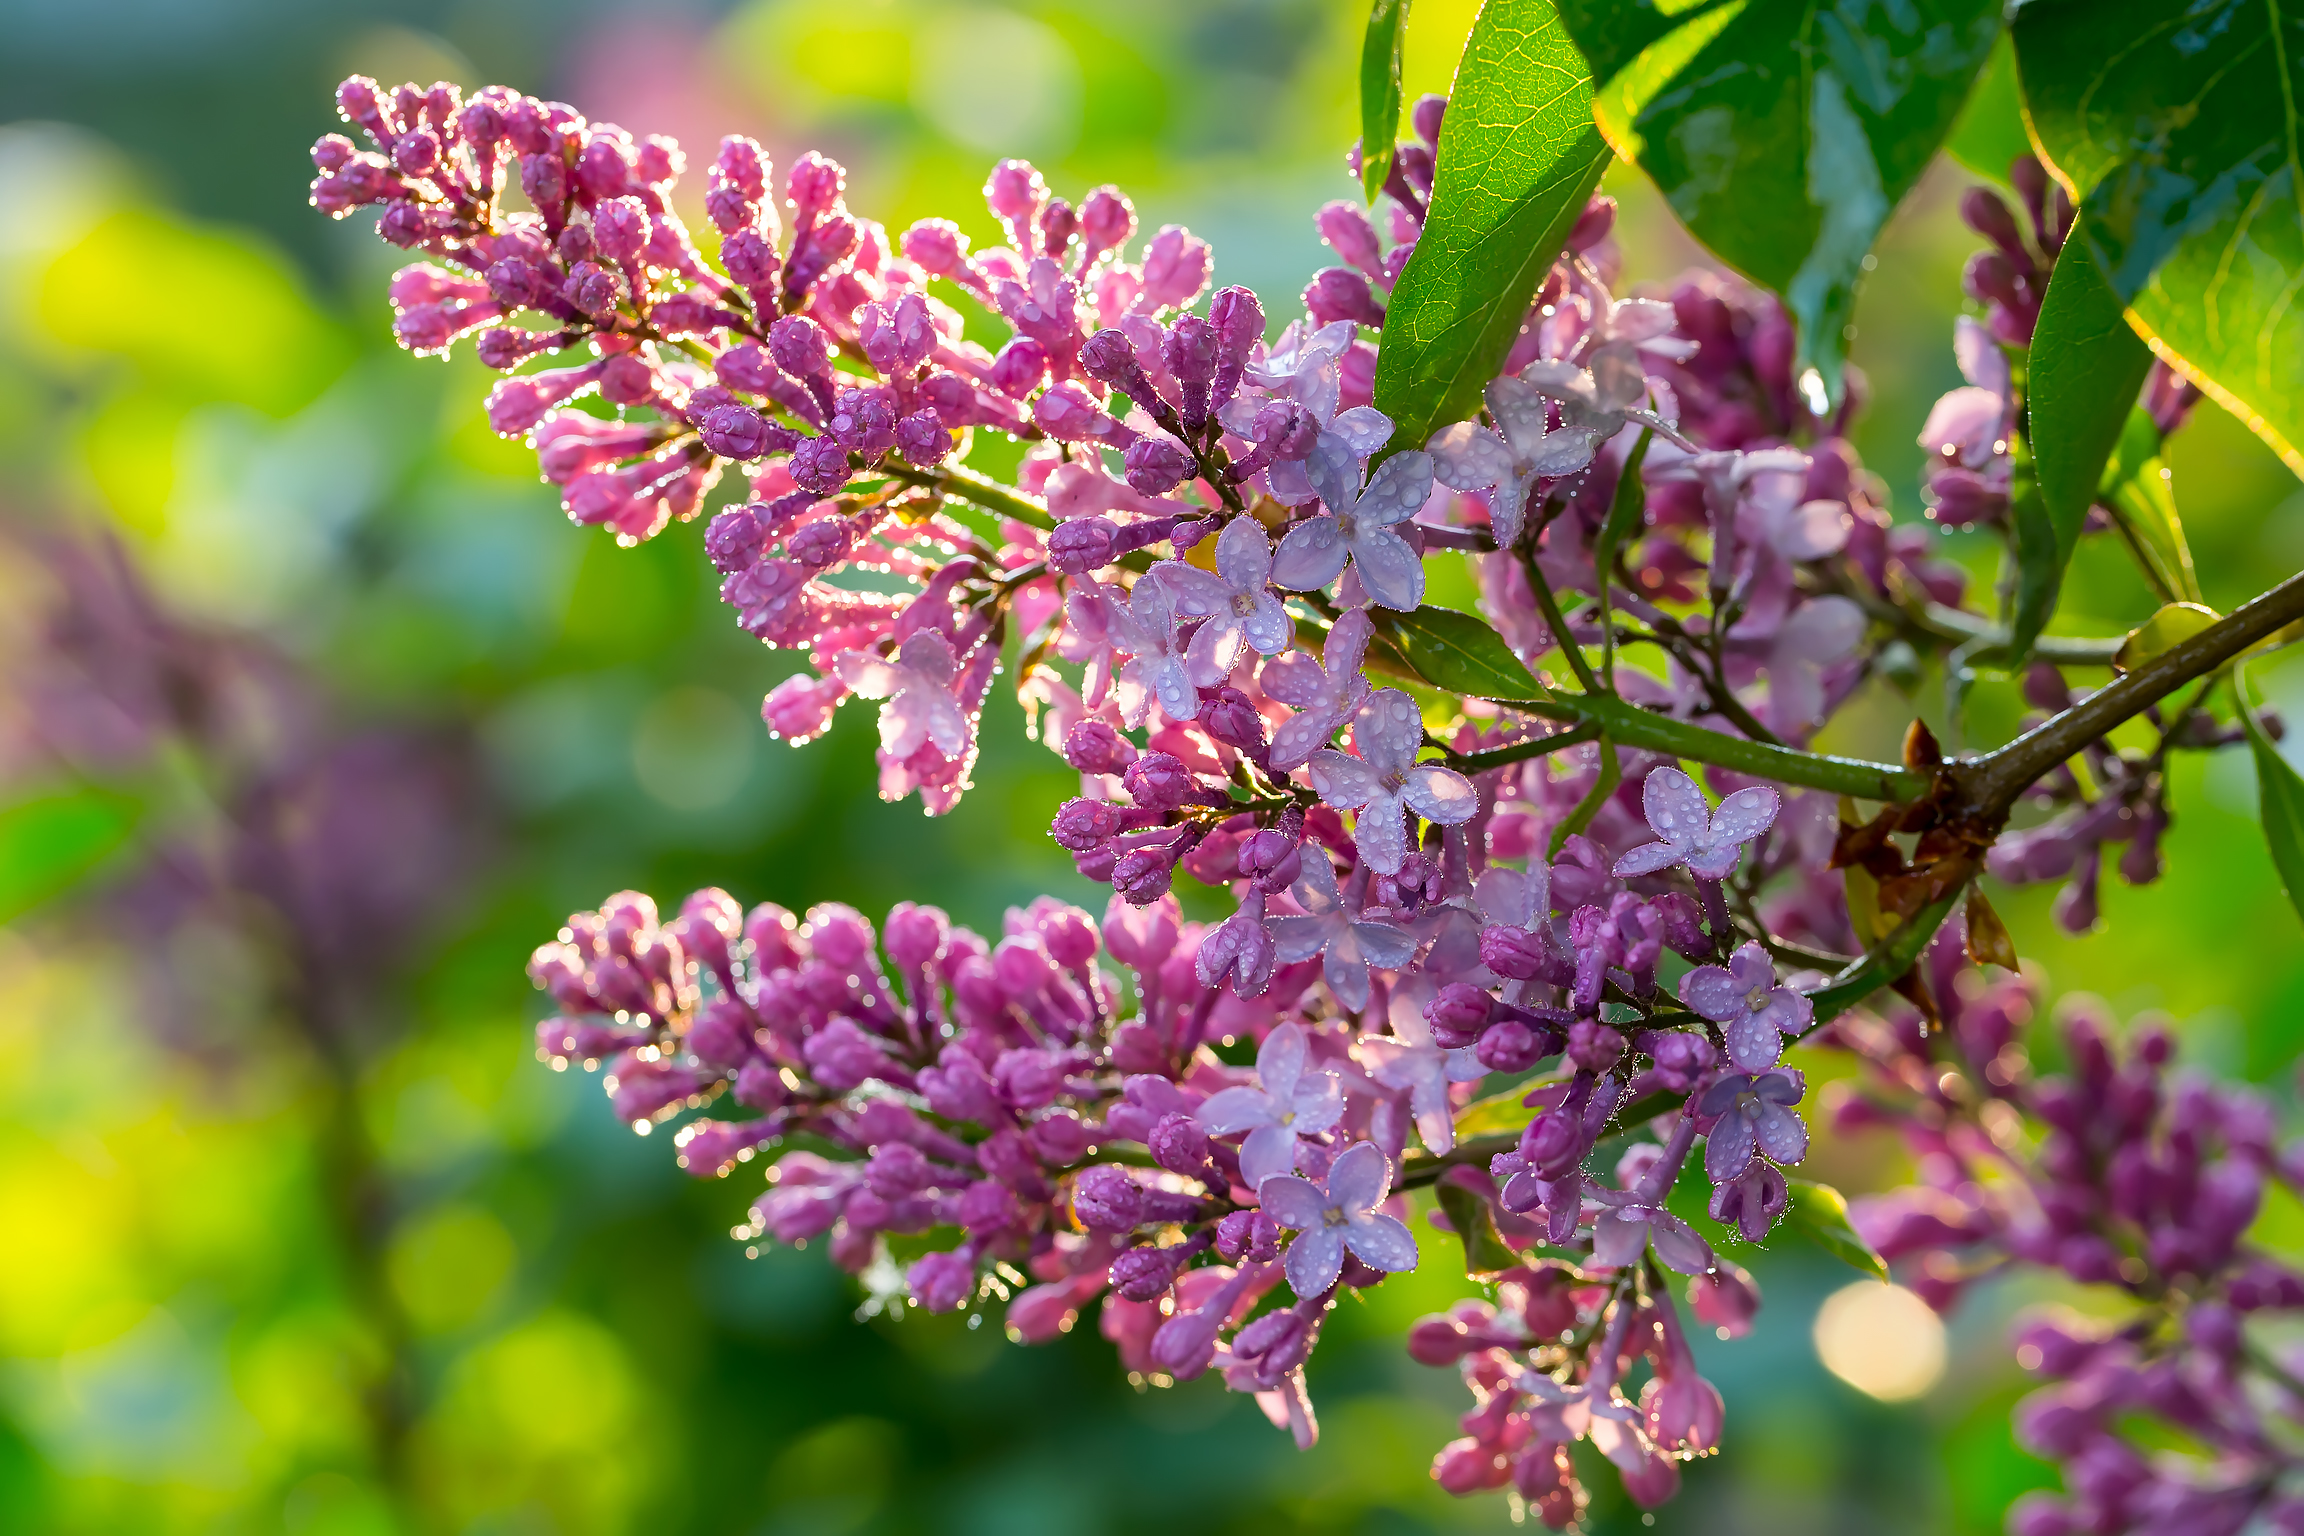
left=1322, top=1204, right=1349, bottom=1228
left=1231, top=590, right=1259, bottom=617
left=1277, top=1107, right=1295, bottom=1128
left=1745, top=986, right=1771, bottom=1013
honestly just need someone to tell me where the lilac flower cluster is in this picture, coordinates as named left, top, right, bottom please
left=320, top=70, right=2288, bottom=1525
left=1827, top=934, right=2304, bottom=1534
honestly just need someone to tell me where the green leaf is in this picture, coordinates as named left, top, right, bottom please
left=2113, top=601, right=2221, bottom=675
left=1783, top=1178, right=1889, bottom=1280
left=2018, top=211, right=2156, bottom=657
left=1942, top=32, right=2032, bottom=185
left=1371, top=602, right=1554, bottom=702
left=2239, top=659, right=2304, bottom=930
left=1548, top=733, right=1618, bottom=860
left=2099, top=408, right=2201, bottom=605
left=1372, top=0, right=1613, bottom=452
left=0, top=783, right=142, bottom=925
left=1454, top=1082, right=1543, bottom=1140
left=1360, top=0, right=1412, bottom=203
left=2014, top=0, right=2304, bottom=477
left=1560, top=0, right=2001, bottom=401
left=1436, top=1173, right=1525, bottom=1278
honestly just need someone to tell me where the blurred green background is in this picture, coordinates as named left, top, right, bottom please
left=2, top=3, right=2302, bottom=1533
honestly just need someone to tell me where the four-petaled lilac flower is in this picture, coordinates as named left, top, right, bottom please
left=1151, top=515, right=1294, bottom=686
left=1696, top=1070, right=1809, bottom=1184
left=1363, top=987, right=1487, bottom=1154
left=1259, top=1140, right=1418, bottom=1298
left=1271, top=852, right=1415, bottom=1013
left=1098, top=576, right=1197, bottom=725
left=1610, top=766, right=1780, bottom=881
left=1271, top=442, right=1434, bottom=612
left=1261, top=608, right=1373, bottom=771
left=1586, top=1184, right=1715, bottom=1275
left=1228, top=319, right=1392, bottom=506
left=1197, top=1021, right=1345, bottom=1188
left=1763, top=595, right=1866, bottom=735
left=1678, top=942, right=1812, bottom=1072
left=1309, top=688, right=1477, bottom=875
left=834, top=631, right=967, bottom=762
left=1426, top=376, right=1605, bottom=550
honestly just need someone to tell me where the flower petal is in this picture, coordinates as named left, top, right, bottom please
left=1647, top=1211, right=1715, bottom=1276
left=1150, top=560, right=1231, bottom=616
left=1329, top=405, right=1395, bottom=455
left=1488, top=375, right=1554, bottom=459
left=1291, top=1074, right=1346, bottom=1135
left=1214, top=513, right=1273, bottom=588
left=1359, top=450, right=1435, bottom=527
left=1269, top=915, right=1332, bottom=964
left=1198, top=1084, right=1278, bottom=1135
left=1328, top=1140, right=1393, bottom=1213
left=1257, top=1172, right=1329, bottom=1230
left=1641, top=766, right=1711, bottom=847
left=1705, top=1113, right=1758, bottom=1184
left=1610, top=841, right=1683, bottom=878
left=1352, top=918, right=1418, bottom=970
left=1284, top=1226, right=1345, bottom=1298
left=1306, top=434, right=1361, bottom=515
left=1591, top=1209, right=1649, bottom=1268
left=1239, top=1123, right=1298, bottom=1189
left=1323, top=948, right=1372, bottom=1013
left=1488, top=471, right=1532, bottom=550
left=1427, top=421, right=1514, bottom=490
left=1271, top=514, right=1350, bottom=591
left=1676, top=965, right=1746, bottom=1024
left=1753, top=1100, right=1809, bottom=1165
left=1257, top=1021, right=1307, bottom=1098
left=1724, top=1009, right=1784, bottom=1072
left=1351, top=800, right=1409, bottom=875
left=1403, top=764, right=1479, bottom=825
left=1348, top=526, right=1425, bottom=611
left=1345, top=1210, right=1419, bottom=1272
left=1241, top=593, right=1294, bottom=655
left=1308, top=749, right=1384, bottom=811
left=1705, top=785, right=1782, bottom=848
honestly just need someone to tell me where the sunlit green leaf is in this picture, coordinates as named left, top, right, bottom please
left=2239, top=659, right=2304, bottom=930
left=0, top=783, right=143, bottom=926
left=1548, top=733, right=1618, bottom=860
left=1360, top=0, right=1412, bottom=203
left=1559, top=0, right=2001, bottom=400
left=2099, top=408, right=2201, bottom=605
left=2018, top=212, right=2155, bottom=657
left=2112, top=602, right=2220, bottom=675
left=1372, top=603, right=1553, bottom=702
left=1942, top=33, right=2031, bottom=184
left=1783, top=1178, right=1889, bottom=1280
left=1436, top=1173, right=1524, bottom=1278
left=1373, top=0, right=1612, bottom=452
left=2015, top=0, right=2304, bottom=476
left=1454, top=1082, right=1543, bottom=1140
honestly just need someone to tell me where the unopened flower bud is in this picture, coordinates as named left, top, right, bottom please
left=1062, top=719, right=1139, bottom=775
left=1123, top=435, right=1194, bottom=494
left=1048, top=516, right=1119, bottom=574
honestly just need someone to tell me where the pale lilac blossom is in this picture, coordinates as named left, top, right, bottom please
left=1308, top=689, right=1477, bottom=875
left=1362, top=987, right=1487, bottom=1154
left=834, top=631, right=967, bottom=762
left=1427, top=376, right=1607, bottom=549
left=1611, top=766, right=1779, bottom=880
left=1260, top=607, right=1374, bottom=771
left=1271, top=853, right=1415, bottom=1013
left=1695, top=1070, right=1808, bottom=1184
left=1197, top=1021, right=1345, bottom=1187
left=1150, top=515, right=1294, bottom=685
left=1678, top=943, right=1812, bottom=1072
left=1271, top=442, right=1434, bottom=611
left=1258, top=1141, right=1418, bottom=1297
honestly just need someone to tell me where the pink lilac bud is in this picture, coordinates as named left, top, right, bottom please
left=1063, top=720, right=1138, bottom=774
left=1048, top=517, right=1118, bottom=574
left=908, top=1250, right=976, bottom=1312
left=1077, top=186, right=1136, bottom=259
left=901, top=218, right=968, bottom=275
left=1034, top=382, right=1135, bottom=445
left=1315, top=200, right=1385, bottom=280
left=787, top=151, right=845, bottom=225
left=986, top=159, right=1048, bottom=239
left=1565, top=1019, right=1626, bottom=1074
left=1123, top=436, right=1193, bottom=494
left=895, top=411, right=949, bottom=465
left=1427, top=983, right=1493, bottom=1047
left=1304, top=267, right=1385, bottom=328
left=1477, top=1021, right=1544, bottom=1073
left=788, top=435, right=853, bottom=496
left=1567, top=194, right=1617, bottom=253
left=1139, top=225, right=1212, bottom=309
left=1409, top=93, right=1446, bottom=149
left=989, top=337, right=1050, bottom=398
left=1215, top=1210, right=1282, bottom=1262
left=1122, top=752, right=1193, bottom=813
left=1051, top=798, right=1127, bottom=850
left=699, top=404, right=780, bottom=460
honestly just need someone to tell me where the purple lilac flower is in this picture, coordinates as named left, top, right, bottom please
left=1363, top=990, right=1487, bottom=1154
left=1678, top=942, right=1812, bottom=1071
left=1308, top=689, right=1477, bottom=875
left=1587, top=1184, right=1714, bottom=1275
left=1258, top=1141, right=1418, bottom=1297
left=1695, top=1069, right=1808, bottom=1183
left=1149, top=515, right=1294, bottom=685
left=833, top=631, right=968, bottom=763
left=1260, top=608, right=1374, bottom=771
left=1427, top=376, right=1610, bottom=549
left=1270, top=853, right=1417, bottom=1013
left=1271, top=444, right=1435, bottom=611
left=1097, top=576, right=1197, bottom=725
left=1610, top=766, right=1780, bottom=880
left=1197, top=1022, right=1345, bottom=1187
